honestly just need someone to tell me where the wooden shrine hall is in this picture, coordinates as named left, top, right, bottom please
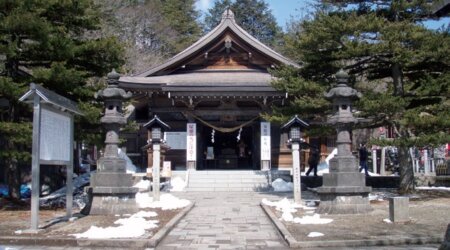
left=119, top=10, right=302, bottom=171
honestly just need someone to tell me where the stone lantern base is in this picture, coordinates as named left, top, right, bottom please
left=85, top=158, right=139, bottom=215
left=316, top=156, right=372, bottom=214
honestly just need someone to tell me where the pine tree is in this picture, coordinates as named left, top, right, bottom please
left=0, top=0, right=124, bottom=199
left=204, top=0, right=282, bottom=47
left=96, top=0, right=202, bottom=73
left=273, top=1, right=450, bottom=193
left=160, top=0, right=202, bottom=52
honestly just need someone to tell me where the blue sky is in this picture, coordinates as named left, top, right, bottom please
left=195, top=0, right=449, bottom=31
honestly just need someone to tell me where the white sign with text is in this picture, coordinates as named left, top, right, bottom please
left=186, top=123, right=196, bottom=161
left=260, top=122, right=271, bottom=161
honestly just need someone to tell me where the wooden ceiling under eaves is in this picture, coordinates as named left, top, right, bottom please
left=157, top=30, right=276, bottom=76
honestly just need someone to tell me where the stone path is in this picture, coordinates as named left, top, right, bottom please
left=156, top=192, right=291, bottom=250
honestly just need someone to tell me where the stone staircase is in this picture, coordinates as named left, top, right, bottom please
left=186, top=170, right=271, bottom=192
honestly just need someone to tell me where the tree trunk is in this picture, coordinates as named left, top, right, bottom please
left=398, top=146, right=414, bottom=194
left=6, top=158, right=21, bottom=200
left=392, top=63, right=404, bottom=96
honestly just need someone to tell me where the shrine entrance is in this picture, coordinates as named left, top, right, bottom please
left=200, top=126, right=255, bottom=170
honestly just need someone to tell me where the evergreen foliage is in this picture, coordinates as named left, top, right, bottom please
left=96, top=0, right=202, bottom=73
left=273, top=0, right=450, bottom=193
left=204, top=0, right=282, bottom=47
left=0, top=0, right=124, bottom=199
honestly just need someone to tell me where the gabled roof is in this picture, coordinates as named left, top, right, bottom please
left=19, top=83, right=82, bottom=115
left=136, top=9, right=299, bottom=77
left=281, top=115, right=309, bottom=130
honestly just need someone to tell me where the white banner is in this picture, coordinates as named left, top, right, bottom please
left=40, top=107, right=71, bottom=162
left=186, top=123, right=197, bottom=161
left=260, top=122, right=271, bottom=161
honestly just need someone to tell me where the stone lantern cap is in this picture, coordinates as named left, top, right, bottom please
left=144, top=115, right=171, bottom=131
left=281, top=115, right=309, bottom=131
left=324, top=69, right=362, bottom=101
left=96, top=69, right=132, bottom=100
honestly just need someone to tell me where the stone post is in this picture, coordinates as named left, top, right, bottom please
left=152, top=143, right=161, bottom=201
left=292, top=142, right=301, bottom=204
left=87, top=70, right=138, bottom=215
left=380, top=147, right=386, bottom=176
left=317, top=69, right=372, bottom=214
left=144, top=115, right=170, bottom=201
left=282, top=115, right=309, bottom=205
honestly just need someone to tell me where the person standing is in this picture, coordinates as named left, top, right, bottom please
left=306, top=148, right=320, bottom=177
left=359, top=144, right=369, bottom=176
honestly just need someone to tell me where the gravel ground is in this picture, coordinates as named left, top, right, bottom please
left=271, top=190, right=450, bottom=242
left=0, top=197, right=182, bottom=240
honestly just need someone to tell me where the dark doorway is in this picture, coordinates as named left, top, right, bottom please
left=201, top=126, right=253, bottom=169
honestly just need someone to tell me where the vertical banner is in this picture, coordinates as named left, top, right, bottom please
left=260, top=122, right=271, bottom=161
left=186, top=123, right=197, bottom=161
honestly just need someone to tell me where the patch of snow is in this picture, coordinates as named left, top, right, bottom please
left=369, top=193, right=385, bottom=201
left=134, top=179, right=151, bottom=190
left=14, top=230, right=22, bottom=234
left=71, top=211, right=158, bottom=239
left=383, top=218, right=392, bottom=224
left=325, top=148, right=337, bottom=165
left=169, top=177, right=186, bottom=192
left=317, top=166, right=329, bottom=176
left=262, top=198, right=331, bottom=224
left=271, top=178, right=293, bottom=192
left=308, top=232, right=324, bottom=237
left=118, top=148, right=137, bottom=173
left=292, top=214, right=333, bottom=224
left=136, top=193, right=190, bottom=210
left=416, top=186, right=450, bottom=191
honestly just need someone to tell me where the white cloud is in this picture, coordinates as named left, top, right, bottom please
left=196, top=0, right=213, bottom=12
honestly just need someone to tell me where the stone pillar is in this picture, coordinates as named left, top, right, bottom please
left=424, top=149, right=429, bottom=174
left=389, top=197, right=409, bottom=223
left=152, top=143, right=160, bottom=201
left=87, top=70, right=138, bottom=215
left=260, top=121, right=271, bottom=171
left=372, top=149, right=377, bottom=174
left=317, top=70, right=372, bottom=214
left=186, top=123, right=197, bottom=170
left=292, top=142, right=301, bottom=204
left=380, top=147, right=386, bottom=176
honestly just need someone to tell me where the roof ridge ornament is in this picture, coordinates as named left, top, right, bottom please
left=221, top=9, right=235, bottom=21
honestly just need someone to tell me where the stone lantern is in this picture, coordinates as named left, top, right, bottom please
left=87, top=69, right=138, bottom=215
left=144, top=115, right=170, bottom=201
left=316, top=69, right=372, bottom=214
left=281, top=115, right=309, bottom=204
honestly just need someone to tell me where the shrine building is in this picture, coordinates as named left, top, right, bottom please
left=119, top=10, right=319, bottom=171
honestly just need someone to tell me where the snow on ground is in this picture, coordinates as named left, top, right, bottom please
left=383, top=218, right=392, bottom=224
left=118, top=148, right=137, bottom=173
left=169, top=177, right=187, bottom=192
left=71, top=211, right=158, bottom=239
left=271, top=178, right=293, bottom=192
left=325, top=148, right=337, bottom=165
left=136, top=193, right=190, bottom=210
left=416, top=186, right=450, bottom=191
left=262, top=198, right=333, bottom=224
left=308, top=232, right=324, bottom=237
left=133, top=179, right=151, bottom=190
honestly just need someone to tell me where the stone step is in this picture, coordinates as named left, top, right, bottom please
left=185, top=186, right=271, bottom=192
left=188, top=182, right=268, bottom=188
left=189, top=175, right=268, bottom=180
left=189, top=170, right=266, bottom=175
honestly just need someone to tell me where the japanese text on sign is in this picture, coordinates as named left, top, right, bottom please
left=260, top=122, right=271, bottom=161
left=186, top=123, right=196, bottom=161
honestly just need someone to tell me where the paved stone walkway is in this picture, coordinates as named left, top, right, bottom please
left=156, top=192, right=292, bottom=250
